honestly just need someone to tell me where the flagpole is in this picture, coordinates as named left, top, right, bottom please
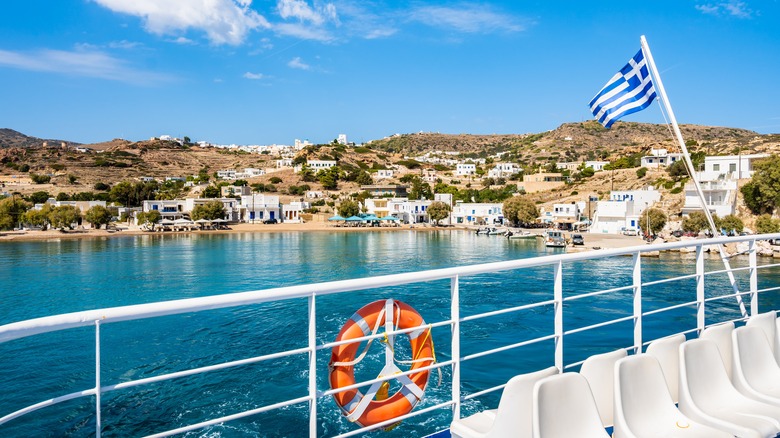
left=639, top=35, right=747, bottom=318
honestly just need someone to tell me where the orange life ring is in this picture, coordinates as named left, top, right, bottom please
left=329, top=299, right=434, bottom=427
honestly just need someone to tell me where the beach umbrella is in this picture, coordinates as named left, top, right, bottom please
left=328, top=215, right=345, bottom=221
left=362, top=215, right=379, bottom=221
left=194, top=219, right=211, bottom=224
left=159, top=219, right=175, bottom=225
left=345, top=216, right=363, bottom=222
left=174, top=218, right=193, bottom=225
left=379, top=216, right=399, bottom=221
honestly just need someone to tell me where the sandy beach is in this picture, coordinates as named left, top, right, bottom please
left=0, top=223, right=647, bottom=250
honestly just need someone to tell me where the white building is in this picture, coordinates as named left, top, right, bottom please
left=337, top=134, right=347, bottom=145
left=276, top=158, right=293, bottom=168
left=590, top=188, right=661, bottom=234
left=696, top=154, right=769, bottom=181
left=451, top=202, right=503, bottom=225
left=221, top=185, right=252, bottom=198
left=237, top=168, right=265, bottom=178
left=487, top=163, right=522, bottom=179
left=216, top=170, right=237, bottom=180
left=295, top=160, right=337, bottom=173
left=556, top=162, right=582, bottom=172
left=376, top=169, right=395, bottom=180
left=640, top=148, right=684, bottom=168
left=585, top=161, right=610, bottom=172
left=682, top=180, right=737, bottom=218
left=682, top=154, right=769, bottom=218
left=185, top=198, right=240, bottom=222
left=282, top=201, right=310, bottom=223
left=456, top=163, right=477, bottom=176
left=552, top=203, right=581, bottom=229
left=142, top=199, right=187, bottom=220
left=240, top=194, right=281, bottom=223
left=434, top=193, right=453, bottom=225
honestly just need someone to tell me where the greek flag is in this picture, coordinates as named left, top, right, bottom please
left=589, top=49, right=657, bottom=128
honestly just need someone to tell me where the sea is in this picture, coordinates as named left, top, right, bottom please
left=1, top=231, right=778, bottom=437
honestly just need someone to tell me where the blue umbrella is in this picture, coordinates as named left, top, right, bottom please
left=328, top=215, right=345, bottom=221
left=345, top=216, right=363, bottom=222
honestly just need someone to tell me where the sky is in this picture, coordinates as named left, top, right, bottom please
left=1, top=1, right=779, bottom=146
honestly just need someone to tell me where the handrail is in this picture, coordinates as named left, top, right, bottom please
left=1, top=233, right=779, bottom=437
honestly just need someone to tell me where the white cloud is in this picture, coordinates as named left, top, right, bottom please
left=274, top=22, right=334, bottom=41
left=408, top=4, right=526, bottom=33
left=276, top=0, right=338, bottom=25
left=288, top=56, right=310, bottom=70
left=108, top=40, right=142, bottom=49
left=92, top=0, right=271, bottom=45
left=0, top=47, right=174, bottom=85
left=365, top=28, right=397, bottom=39
left=171, top=37, right=195, bottom=45
left=243, top=71, right=265, bottom=79
left=695, top=1, right=754, bottom=18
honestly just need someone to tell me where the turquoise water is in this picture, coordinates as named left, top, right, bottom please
left=1, top=232, right=778, bottom=437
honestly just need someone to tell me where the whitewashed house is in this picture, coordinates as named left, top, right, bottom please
left=282, top=201, right=310, bottom=223
left=552, top=203, right=581, bottom=229
left=295, top=160, right=337, bottom=173
left=682, top=154, right=769, bottom=218
left=216, top=170, right=237, bottom=180
left=590, top=188, right=661, bottom=234
left=240, top=194, right=281, bottom=223
left=488, top=163, right=521, bottom=179
left=142, top=199, right=187, bottom=220
left=585, top=161, right=610, bottom=172
left=456, top=163, right=477, bottom=176
left=640, top=148, right=684, bottom=168
left=276, top=158, right=293, bottom=168
left=451, top=202, right=503, bottom=225
left=376, top=169, right=395, bottom=180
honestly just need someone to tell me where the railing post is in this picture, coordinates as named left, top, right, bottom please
left=308, top=294, right=317, bottom=438
left=632, top=253, right=642, bottom=354
left=554, top=261, right=563, bottom=371
left=696, top=244, right=705, bottom=334
left=451, top=275, right=460, bottom=420
left=95, top=320, right=101, bottom=438
left=749, top=239, right=758, bottom=316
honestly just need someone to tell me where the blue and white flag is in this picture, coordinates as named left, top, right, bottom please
left=589, top=49, right=657, bottom=128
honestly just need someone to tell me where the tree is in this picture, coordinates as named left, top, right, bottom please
left=427, top=201, right=451, bottom=226
left=716, top=214, right=744, bottom=234
left=84, top=205, right=112, bottom=229
left=30, top=173, right=51, bottom=184
left=337, top=200, right=360, bottom=218
left=23, top=204, right=51, bottom=229
left=682, top=211, right=709, bottom=234
left=27, top=191, right=50, bottom=204
left=741, top=156, right=780, bottom=215
left=48, top=205, right=81, bottom=230
left=355, top=171, right=373, bottom=186
left=269, top=176, right=283, bottom=184
left=202, top=185, right=221, bottom=198
left=110, top=181, right=134, bottom=207
left=667, top=161, right=689, bottom=179
left=0, top=196, right=31, bottom=230
left=636, top=167, right=648, bottom=178
left=641, top=208, right=667, bottom=235
left=94, top=182, right=110, bottom=191
left=503, top=196, right=538, bottom=226
left=755, top=214, right=780, bottom=234
left=137, top=210, right=162, bottom=230
left=191, top=201, right=226, bottom=220
left=319, top=166, right=340, bottom=190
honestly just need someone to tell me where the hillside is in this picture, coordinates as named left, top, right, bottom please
left=2, top=123, right=780, bottom=221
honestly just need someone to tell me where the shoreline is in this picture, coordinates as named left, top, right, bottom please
left=0, top=223, right=649, bottom=250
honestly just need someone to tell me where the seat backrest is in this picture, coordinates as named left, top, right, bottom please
left=732, top=325, right=780, bottom=398
left=679, top=338, right=740, bottom=413
left=699, top=321, right=735, bottom=380
left=489, top=365, right=559, bottom=437
left=645, top=334, right=685, bottom=403
left=579, top=349, right=627, bottom=427
left=614, top=354, right=679, bottom=438
left=532, top=373, right=610, bottom=438
left=747, top=310, right=779, bottom=364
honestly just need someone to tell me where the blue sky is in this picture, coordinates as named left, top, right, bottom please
left=1, top=1, right=778, bottom=145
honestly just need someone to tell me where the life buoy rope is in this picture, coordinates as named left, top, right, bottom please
left=329, top=299, right=436, bottom=428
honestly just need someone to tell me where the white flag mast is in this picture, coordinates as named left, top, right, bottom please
left=639, top=35, right=747, bottom=318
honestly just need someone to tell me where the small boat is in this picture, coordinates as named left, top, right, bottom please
left=544, top=230, right=566, bottom=247
left=488, top=228, right=507, bottom=236
left=507, top=230, right=536, bottom=240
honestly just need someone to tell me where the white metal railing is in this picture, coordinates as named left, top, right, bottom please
left=1, top=234, right=780, bottom=437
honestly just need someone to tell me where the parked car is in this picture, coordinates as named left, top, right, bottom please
left=671, top=230, right=683, bottom=238
left=571, top=234, right=584, bottom=245
left=263, top=218, right=278, bottom=224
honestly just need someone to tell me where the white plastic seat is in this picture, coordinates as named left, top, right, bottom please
left=645, top=333, right=685, bottom=403
left=732, top=325, right=780, bottom=406
left=699, top=321, right=735, bottom=379
left=579, top=348, right=626, bottom=427
left=612, top=354, right=732, bottom=438
left=450, top=366, right=558, bottom=438
left=532, top=373, right=610, bottom=438
left=747, top=310, right=780, bottom=365
left=678, top=338, right=780, bottom=438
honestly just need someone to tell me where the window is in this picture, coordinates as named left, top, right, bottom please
left=729, top=163, right=737, bottom=173
left=713, top=164, right=720, bottom=171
